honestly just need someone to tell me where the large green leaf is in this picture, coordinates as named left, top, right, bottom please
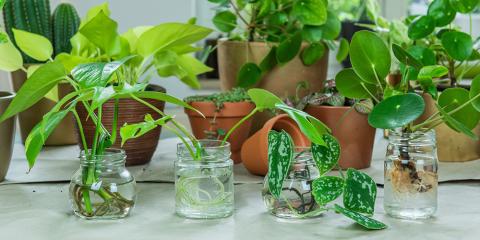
left=350, top=31, right=391, bottom=85
left=54, top=53, right=92, bottom=73
left=276, top=32, right=302, bottom=65
left=470, top=75, right=480, bottom=112
left=343, top=168, right=377, bottom=215
left=0, top=62, right=66, bottom=123
left=81, top=2, right=111, bottom=27
left=392, top=44, right=423, bottom=70
left=450, top=0, right=480, bottom=13
left=438, top=88, right=480, bottom=129
left=312, top=176, right=344, bottom=205
left=336, top=38, right=349, bottom=62
left=436, top=103, right=479, bottom=139
left=0, top=36, right=23, bottom=71
left=137, top=23, right=212, bottom=57
left=302, top=25, right=323, bottom=43
left=247, top=88, right=283, bottom=110
left=237, top=63, right=262, bottom=88
left=441, top=31, right=473, bottom=61
left=120, top=114, right=172, bottom=146
left=259, top=46, right=277, bottom=72
left=292, top=0, right=327, bottom=26
left=121, top=26, right=153, bottom=52
left=368, top=93, right=425, bottom=129
left=408, top=15, right=435, bottom=40
left=428, top=0, right=456, bottom=27
left=311, top=134, right=340, bottom=175
left=267, top=130, right=294, bottom=199
left=408, top=45, right=436, bottom=66
left=12, top=29, right=52, bottom=62
left=79, top=10, right=121, bottom=56
left=335, top=69, right=377, bottom=99
left=301, top=43, right=325, bottom=66
left=212, top=11, right=237, bottom=32
left=334, top=205, right=387, bottom=230
left=316, top=10, right=341, bottom=40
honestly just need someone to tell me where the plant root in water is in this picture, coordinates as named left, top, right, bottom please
left=389, top=160, right=438, bottom=194
left=72, top=184, right=134, bottom=218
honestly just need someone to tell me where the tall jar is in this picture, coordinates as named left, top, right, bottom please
left=175, top=140, right=234, bottom=219
left=262, top=148, right=322, bottom=218
left=384, top=131, right=438, bottom=219
left=69, top=149, right=137, bottom=219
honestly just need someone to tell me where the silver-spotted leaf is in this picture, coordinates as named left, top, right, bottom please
left=267, top=130, right=294, bottom=199
left=343, top=168, right=377, bottom=215
left=311, top=134, right=340, bottom=175
left=312, top=176, right=344, bottom=205
left=334, top=204, right=387, bottom=230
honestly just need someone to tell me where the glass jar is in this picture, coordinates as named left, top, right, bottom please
left=69, top=149, right=137, bottom=219
left=175, top=140, right=234, bottom=219
left=262, top=148, right=322, bottom=219
left=384, top=131, right=438, bottom=219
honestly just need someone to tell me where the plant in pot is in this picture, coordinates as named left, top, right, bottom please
left=2, top=0, right=80, bottom=145
left=335, top=30, right=480, bottom=219
left=56, top=3, right=213, bottom=165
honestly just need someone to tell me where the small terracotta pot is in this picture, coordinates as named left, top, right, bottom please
left=241, top=114, right=310, bottom=176
left=305, top=105, right=375, bottom=169
left=185, top=101, right=255, bottom=164
left=76, top=85, right=166, bottom=166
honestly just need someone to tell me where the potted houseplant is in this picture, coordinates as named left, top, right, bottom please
left=336, top=30, right=480, bottom=219
left=57, top=3, right=213, bottom=165
left=184, top=88, right=254, bottom=163
left=2, top=0, right=80, bottom=145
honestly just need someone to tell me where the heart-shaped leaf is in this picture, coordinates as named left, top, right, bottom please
left=237, top=63, right=262, bottom=88
left=336, top=38, right=349, bottom=62
left=392, top=44, right=423, bottom=70
left=247, top=88, right=283, bottom=110
left=79, top=10, right=121, bottom=56
left=428, top=0, right=457, bottom=26
left=121, top=115, right=173, bottom=146
left=267, top=130, right=294, bottom=199
left=12, top=28, right=53, bottom=62
left=439, top=88, right=480, bottom=129
left=312, top=176, right=344, bottom=205
left=311, top=134, right=340, bottom=175
left=276, top=32, right=302, bottom=65
left=343, top=168, right=377, bottom=215
left=292, top=0, right=327, bottom=26
left=0, top=35, right=23, bottom=71
left=301, top=42, right=325, bottom=66
left=450, top=0, right=479, bottom=13
left=408, top=15, right=435, bottom=40
left=441, top=31, right=473, bottom=61
left=213, top=11, right=237, bottom=32
left=335, top=69, right=377, bottom=99
left=368, top=93, right=425, bottom=129
left=334, top=204, right=387, bottom=230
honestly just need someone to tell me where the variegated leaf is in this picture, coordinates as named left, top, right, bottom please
left=312, top=176, right=344, bottom=205
left=334, top=204, right=387, bottom=230
left=343, top=168, right=377, bottom=215
left=267, top=130, right=294, bottom=199
left=311, top=134, right=340, bottom=175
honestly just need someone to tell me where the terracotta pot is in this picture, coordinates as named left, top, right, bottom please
left=185, top=101, right=255, bottom=164
left=305, top=105, right=375, bottom=169
left=76, top=85, right=166, bottom=166
left=0, top=92, right=16, bottom=182
left=10, top=69, right=77, bottom=145
left=418, top=94, right=480, bottom=162
left=241, top=114, right=310, bottom=176
left=217, top=40, right=329, bottom=134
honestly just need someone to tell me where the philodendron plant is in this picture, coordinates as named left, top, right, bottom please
left=208, top=0, right=348, bottom=88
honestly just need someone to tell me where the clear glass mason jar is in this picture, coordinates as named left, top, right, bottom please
left=384, top=130, right=438, bottom=219
left=262, top=148, right=322, bottom=219
left=69, top=149, right=137, bottom=219
left=175, top=140, right=234, bottom=219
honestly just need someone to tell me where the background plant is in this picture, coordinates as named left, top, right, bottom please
left=329, top=0, right=380, bottom=22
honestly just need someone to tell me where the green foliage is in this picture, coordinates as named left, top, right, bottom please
left=428, top=0, right=456, bottom=27
left=312, top=176, right=344, bottom=205
left=368, top=94, right=425, bottom=129
left=441, top=31, right=473, bottom=61
left=213, top=11, right=237, bottom=32
left=12, top=29, right=53, bottom=61
left=336, top=38, right=349, bottom=62
left=120, top=115, right=172, bottom=146
left=246, top=88, right=283, bottom=110
left=52, top=3, right=80, bottom=55
left=184, top=88, right=251, bottom=110
left=301, top=42, right=325, bottom=66
left=267, top=130, right=294, bottom=198
left=334, top=205, right=387, bottom=230
left=311, top=134, right=340, bottom=175
left=0, top=35, right=23, bottom=71
left=438, top=88, right=480, bottom=129
left=237, top=63, right=262, bottom=88
left=276, top=32, right=303, bottom=65
left=408, top=15, right=435, bottom=40
left=292, top=0, right=327, bottom=26
left=343, top=169, right=377, bottom=215
left=335, top=69, right=377, bottom=99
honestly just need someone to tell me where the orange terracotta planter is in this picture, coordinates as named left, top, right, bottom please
left=305, top=105, right=375, bottom=169
left=241, top=114, right=310, bottom=176
left=185, top=101, right=255, bottom=164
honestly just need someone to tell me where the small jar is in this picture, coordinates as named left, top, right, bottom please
left=384, top=131, right=438, bottom=219
left=69, top=149, right=137, bottom=219
left=262, top=148, right=321, bottom=219
left=175, top=140, right=234, bottom=219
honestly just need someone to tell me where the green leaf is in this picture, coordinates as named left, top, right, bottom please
left=343, top=168, right=377, bottom=215
left=247, top=88, right=283, bottom=110
left=439, top=88, right=480, bottom=129
left=350, top=31, right=391, bottom=84
left=121, top=26, right=153, bottom=52
left=259, top=46, right=277, bottom=72
left=441, top=31, right=473, bottom=61
left=450, top=0, right=480, bottom=13
left=237, top=63, right=262, bottom=88
left=312, top=176, right=344, bottom=205
left=54, top=53, right=92, bottom=73
left=336, top=38, right=349, bottom=62
left=316, top=11, right=341, bottom=40
left=436, top=103, right=479, bottom=139
left=301, top=43, right=325, bottom=66
left=408, top=45, right=436, bottom=66
left=368, top=93, right=425, bottom=129
left=428, top=0, right=456, bottom=27
left=311, top=134, right=340, bottom=175
left=137, top=23, right=212, bottom=57
left=408, top=15, right=436, bottom=40
left=292, top=0, right=327, bottom=26
left=258, top=0, right=273, bottom=18
left=335, top=69, right=377, bottom=99
left=81, top=3, right=111, bottom=27
left=267, top=130, right=294, bottom=199
left=418, top=65, right=449, bottom=80
left=0, top=0, right=5, bottom=10
left=334, top=204, right=387, bottom=230
left=79, top=10, right=121, bottom=56
left=392, top=44, right=423, bottom=70
left=69, top=33, right=97, bottom=57
left=12, top=29, right=52, bottom=61
left=213, top=11, right=237, bottom=32
left=276, top=32, right=302, bottom=65
left=121, top=115, right=173, bottom=146
left=302, top=25, right=323, bottom=43
left=0, top=62, right=66, bottom=123
left=470, top=75, right=480, bottom=112
left=0, top=36, right=23, bottom=71
left=126, top=91, right=201, bottom=114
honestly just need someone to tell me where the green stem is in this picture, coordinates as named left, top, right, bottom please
left=164, top=125, right=197, bottom=159
left=372, top=68, right=384, bottom=93
left=360, top=83, right=380, bottom=103
left=111, top=99, right=119, bottom=144
left=72, top=110, right=88, bottom=152
left=221, top=108, right=259, bottom=146
left=92, top=106, right=102, bottom=156
left=82, top=189, right=93, bottom=214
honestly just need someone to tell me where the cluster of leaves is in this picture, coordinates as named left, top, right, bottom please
left=208, top=0, right=349, bottom=88
left=329, top=0, right=380, bottom=22
left=184, top=87, right=251, bottom=110
left=267, top=130, right=386, bottom=230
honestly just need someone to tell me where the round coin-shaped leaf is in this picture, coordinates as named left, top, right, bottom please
left=441, top=31, right=473, bottom=61
left=450, top=0, right=480, bottom=13
left=368, top=93, right=425, bottom=129
left=408, top=15, right=435, bottom=40
left=428, top=0, right=456, bottom=27
left=439, top=88, right=480, bottom=129
left=335, top=69, right=377, bottom=99
left=212, top=11, right=237, bottom=32
left=237, top=63, right=262, bottom=88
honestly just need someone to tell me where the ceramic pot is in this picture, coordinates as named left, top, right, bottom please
left=184, top=101, right=255, bottom=163
left=305, top=105, right=375, bottom=169
left=0, top=92, right=16, bottom=181
left=75, top=85, right=166, bottom=166
left=217, top=40, right=329, bottom=134
left=241, top=114, right=310, bottom=176
left=10, top=70, right=77, bottom=145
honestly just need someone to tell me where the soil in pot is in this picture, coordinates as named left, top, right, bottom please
left=75, top=85, right=166, bottom=166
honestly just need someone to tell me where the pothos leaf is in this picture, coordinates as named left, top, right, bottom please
left=120, top=115, right=173, bottom=146
left=334, top=204, right=387, bottom=230
left=267, top=130, right=294, bottom=199
left=311, top=134, right=340, bottom=175
left=312, top=176, right=345, bottom=205
left=343, top=168, right=377, bottom=216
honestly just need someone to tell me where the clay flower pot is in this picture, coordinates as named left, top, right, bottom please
left=185, top=101, right=255, bottom=163
left=241, top=114, right=310, bottom=176
left=305, top=105, right=375, bottom=169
